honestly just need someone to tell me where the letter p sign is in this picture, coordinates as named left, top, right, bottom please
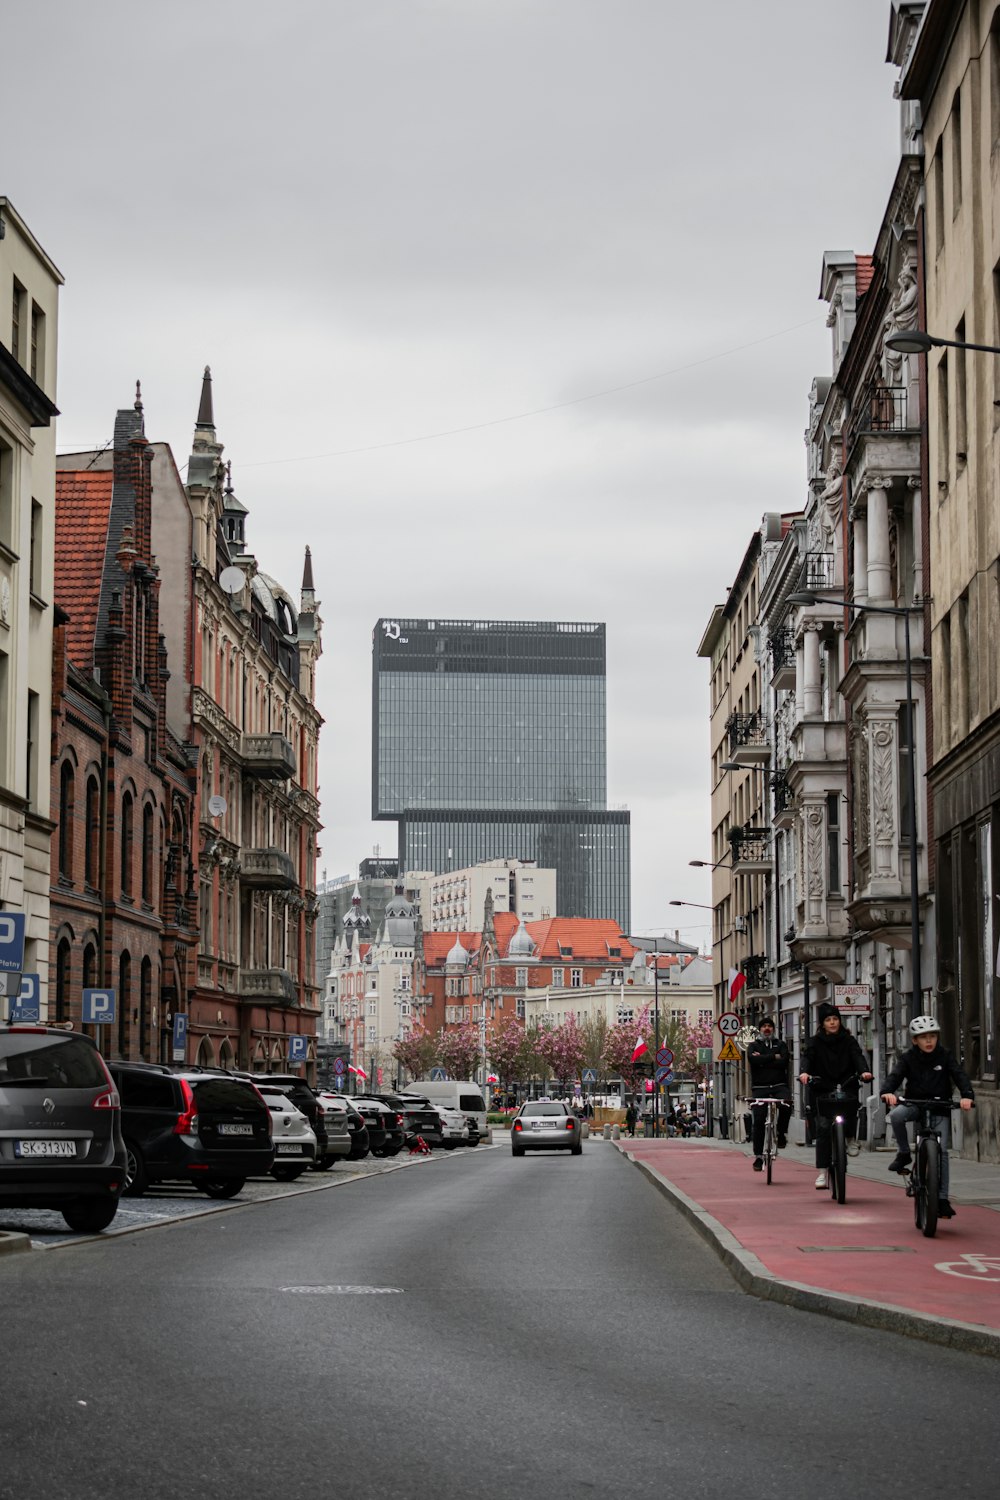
left=83, top=988, right=117, bottom=1024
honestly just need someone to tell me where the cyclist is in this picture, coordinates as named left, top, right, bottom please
left=798, top=1001, right=872, bottom=1190
left=880, top=1014, right=974, bottom=1219
left=747, top=1014, right=792, bottom=1172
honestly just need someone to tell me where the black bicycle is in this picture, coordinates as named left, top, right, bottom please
left=806, top=1075, right=863, bottom=1205
left=743, top=1095, right=785, bottom=1184
left=897, top=1099, right=964, bottom=1238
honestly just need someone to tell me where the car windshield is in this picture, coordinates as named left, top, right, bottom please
left=521, top=1103, right=566, bottom=1117
left=0, top=1033, right=107, bottom=1088
left=191, top=1078, right=266, bottom=1114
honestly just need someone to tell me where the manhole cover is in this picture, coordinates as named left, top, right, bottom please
left=281, top=1285, right=404, bottom=1294
left=798, top=1246, right=915, bottom=1254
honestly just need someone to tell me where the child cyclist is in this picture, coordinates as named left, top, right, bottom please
left=880, top=1014, right=974, bottom=1219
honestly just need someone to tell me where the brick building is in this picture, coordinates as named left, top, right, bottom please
left=50, top=392, right=197, bottom=1055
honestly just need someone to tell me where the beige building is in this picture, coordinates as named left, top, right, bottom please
left=0, top=200, right=61, bottom=1003
left=901, top=0, right=1000, bottom=1155
left=412, top=857, right=556, bottom=932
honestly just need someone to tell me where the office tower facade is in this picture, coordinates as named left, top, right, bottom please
left=372, top=618, right=630, bottom=927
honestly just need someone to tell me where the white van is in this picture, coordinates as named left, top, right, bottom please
left=402, top=1080, right=491, bottom=1144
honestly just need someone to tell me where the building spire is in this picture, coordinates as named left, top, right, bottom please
left=302, top=544, right=314, bottom=591
left=196, top=365, right=214, bottom=429
left=134, top=379, right=143, bottom=413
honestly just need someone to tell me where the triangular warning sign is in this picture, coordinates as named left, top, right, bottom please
left=717, top=1037, right=741, bottom=1062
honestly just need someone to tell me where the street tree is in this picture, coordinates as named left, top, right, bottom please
left=392, top=1023, right=437, bottom=1084
left=437, top=1021, right=482, bottom=1080
left=487, top=1013, right=529, bottom=1090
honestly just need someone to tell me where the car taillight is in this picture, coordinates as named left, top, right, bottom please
left=566, top=1118, right=575, bottom=1130
left=92, top=1087, right=119, bottom=1110
left=173, top=1079, right=199, bottom=1135
left=513, top=1120, right=522, bottom=1132
left=395, top=1114, right=404, bottom=1127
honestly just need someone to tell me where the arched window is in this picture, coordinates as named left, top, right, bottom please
left=58, top=761, right=75, bottom=882
left=197, top=1036, right=215, bottom=1069
left=84, top=776, right=100, bottom=887
left=82, top=943, right=96, bottom=995
left=120, top=793, right=133, bottom=899
left=139, top=957, right=152, bottom=1059
left=118, top=952, right=131, bottom=1058
left=55, top=938, right=71, bottom=1024
left=141, top=803, right=154, bottom=905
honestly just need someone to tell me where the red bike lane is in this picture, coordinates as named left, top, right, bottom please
left=623, top=1140, right=1000, bottom=1344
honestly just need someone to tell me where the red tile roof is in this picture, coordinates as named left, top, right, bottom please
left=54, top=470, right=113, bottom=669
left=423, top=916, right=635, bottom=966
left=856, top=254, right=875, bottom=297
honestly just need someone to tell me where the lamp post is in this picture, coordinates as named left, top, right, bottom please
left=788, top=589, right=924, bottom=1011
left=885, top=330, right=1000, bottom=357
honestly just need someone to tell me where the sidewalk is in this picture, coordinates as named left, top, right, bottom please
left=617, top=1135, right=1000, bottom=1358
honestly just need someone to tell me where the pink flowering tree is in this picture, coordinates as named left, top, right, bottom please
left=437, top=1021, right=483, bottom=1080
left=487, top=1013, right=529, bottom=1090
left=392, top=1023, right=438, bottom=1084
left=602, top=1005, right=653, bottom=1087
left=538, top=1013, right=587, bottom=1088
left=673, top=1019, right=714, bottom=1083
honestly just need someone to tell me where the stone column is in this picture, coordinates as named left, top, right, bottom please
left=803, top=624, right=822, bottom=717
left=852, top=503, right=868, bottom=603
left=908, top=477, right=923, bottom=601
left=867, top=479, right=891, bottom=603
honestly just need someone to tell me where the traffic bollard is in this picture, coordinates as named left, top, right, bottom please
left=611, top=1124, right=620, bottom=1140
left=603, top=1123, right=612, bottom=1140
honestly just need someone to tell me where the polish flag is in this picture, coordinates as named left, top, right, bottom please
left=631, top=1036, right=648, bottom=1063
left=728, top=968, right=746, bottom=1003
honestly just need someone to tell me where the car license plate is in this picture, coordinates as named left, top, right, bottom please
left=15, top=1140, right=76, bottom=1158
left=531, top=1121, right=542, bottom=1130
left=218, top=1123, right=253, bottom=1136
left=276, top=1143, right=300, bottom=1154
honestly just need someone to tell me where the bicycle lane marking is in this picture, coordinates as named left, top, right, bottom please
left=936, top=1254, right=1000, bottom=1282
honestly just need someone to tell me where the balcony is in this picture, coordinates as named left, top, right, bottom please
left=728, top=826, right=773, bottom=874
left=241, top=732, right=296, bottom=780
left=802, top=552, right=835, bottom=591
left=240, top=847, right=297, bottom=890
left=771, top=771, right=794, bottom=829
left=769, top=629, right=795, bottom=692
left=726, top=711, right=770, bottom=766
left=740, top=954, right=771, bottom=995
left=848, top=377, right=912, bottom=448
left=240, top=967, right=298, bottom=1005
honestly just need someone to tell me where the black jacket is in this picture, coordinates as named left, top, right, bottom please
left=801, top=1027, right=869, bottom=1093
left=880, top=1043, right=974, bottom=1103
left=746, top=1035, right=790, bottom=1090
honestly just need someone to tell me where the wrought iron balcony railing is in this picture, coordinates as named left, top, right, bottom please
left=803, top=552, right=835, bottom=591
left=726, top=711, right=769, bottom=760
left=849, top=376, right=911, bottom=446
left=771, top=771, right=794, bottom=826
left=740, top=954, right=771, bottom=993
left=728, top=826, right=773, bottom=871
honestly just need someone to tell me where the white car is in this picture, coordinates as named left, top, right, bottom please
left=431, top=1104, right=470, bottom=1150
left=258, top=1086, right=317, bottom=1181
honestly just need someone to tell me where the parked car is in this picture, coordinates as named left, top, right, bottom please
left=337, top=1095, right=405, bottom=1158
left=463, top=1114, right=482, bottom=1147
left=0, top=1026, right=126, bottom=1234
left=257, top=1086, right=317, bottom=1181
left=319, top=1095, right=370, bottom=1160
left=109, top=1062, right=273, bottom=1197
left=402, top=1080, right=490, bottom=1142
left=314, top=1095, right=352, bottom=1162
left=238, top=1074, right=330, bottom=1167
left=430, top=1103, right=469, bottom=1150
left=511, top=1099, right=583, bottom=1157
left=366, top=1091, right=444, bottom=1147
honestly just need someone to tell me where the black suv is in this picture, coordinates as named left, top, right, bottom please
left=0, top=1026, right=126, bottom=1233
left=109, top=1063, right=273, bottom=1197
left=342, top=1095, right=405, bottom=1158
left=239, top=1074, right=333, bottom=1169
left=367, top=1092, right=443, bottom=1147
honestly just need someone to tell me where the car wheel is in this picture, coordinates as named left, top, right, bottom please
left=61, top=1200, right=119, bottom=1234
left=512, top=1146, right=525, bottom=1157
left=347, top=1145, right=369, bottom=1162
left=123, top=1140, right=148, bottom=1197
left=466, top=1137, right=479, bottom=1148
left=310, top=1155, right=334, bottom=1171
left=571, top=1143, right=583, bottom=1156
left=371, top=1144, right=391, bottom=1158
left=443, top=1141, right=457, bottom=1151
left=199, top=1177, right=245, bottom=1199
left=271, top=1165, right=307, bottom=1182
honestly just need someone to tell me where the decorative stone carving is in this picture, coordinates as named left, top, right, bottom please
left=882, top=261, right=918, bottom=384
left=817, top=454, right=844, bottom=551
left=872, top=722, right=896, bottom=846
left=806, top=805, right=825, bottom=901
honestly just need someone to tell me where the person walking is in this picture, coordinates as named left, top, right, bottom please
left=624, top=1100, right=639, bottom=1137
left=746, top=1014, right=792, bottom=1172
left=798, top=1002, right=872, bottom=1190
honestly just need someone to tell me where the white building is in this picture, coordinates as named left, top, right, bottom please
left=0, top=200, right=61, bottom=1004
left=325, top=882, right=421, bottom=1087
left=410, top=858, right=556, bottom=932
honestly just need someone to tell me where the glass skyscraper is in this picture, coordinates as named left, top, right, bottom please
left=372, top=618, right=630, bottom=927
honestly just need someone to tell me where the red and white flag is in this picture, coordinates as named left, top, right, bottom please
left=728, top=968, right=746, bottom=1003
left=631, top=1036, right=648, bottom=1063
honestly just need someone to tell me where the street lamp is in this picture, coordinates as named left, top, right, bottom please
left=886, top=330, right=1000, bottom=357
left=787, top=588, right=924, bottom=1008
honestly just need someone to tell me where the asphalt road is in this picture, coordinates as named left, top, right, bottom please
left=2, top=1140, right=999, bottom=1500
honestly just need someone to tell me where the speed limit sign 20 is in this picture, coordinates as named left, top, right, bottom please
left=717, top=1012, right=741, bottom=1037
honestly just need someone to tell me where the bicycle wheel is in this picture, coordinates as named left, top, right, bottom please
left=764, top=1114, right=775, bottom=1185
left=830, top=1120, right=847, bottom=1205
left=915, top=1137, right=939, bottom=1238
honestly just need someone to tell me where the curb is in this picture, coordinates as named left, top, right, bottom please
left=0, top=1230, right=31, bottom=1256
left=622, top=1147, right=1000, bottom=1361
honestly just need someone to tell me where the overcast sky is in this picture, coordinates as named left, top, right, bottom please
left=3, top=1, right=904, bottom=942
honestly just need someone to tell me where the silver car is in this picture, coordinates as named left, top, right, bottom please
left=511, top=1100, right=583, bottom=1157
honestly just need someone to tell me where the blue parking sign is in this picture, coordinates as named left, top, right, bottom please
left=288, top=1034, right=307, bottom=1063
left=83, top=989, right=116, bottom=1024
left=0, top=912, right=26, bottom=972
left=10, top=974, right=40, bottom=1022
left=172, top=1013, right=188, bottom=1057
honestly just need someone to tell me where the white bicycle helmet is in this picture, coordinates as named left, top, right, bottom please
left=909, top=1014, right=940, bottom=1036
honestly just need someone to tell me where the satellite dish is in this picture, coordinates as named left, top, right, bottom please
left=208, top=795, right=227, bottom=818
left=219, top=567, right=245, bottom=595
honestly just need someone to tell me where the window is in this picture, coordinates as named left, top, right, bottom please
left=670, top=1008, right=685, bottom=1025
left=58, top=761, right=75, bottom=882
left=933, top=136, right=945, bottom=254
left=937, top=354, right=949, bottom=493
left=617, top=1007, right=634, bottom=1026
left=11, top=280, right=25, bottom=364
left=609, top=969, right=623, bottom=984
left=698, top=1009, right=713, bottom=1028
left=0, top=437, right=14, bottom=550
left=367, top=999, right=377, bottom=1016
left=570, top=968, right=582, bottom=988
left=120, top=793, right=134, bottom=898
left=139, top=958, right=152, bottom=1059
left=955, top=318, right=967, bottom=462
left=552, top=967, right=564, bottom=987
left=141, top=803, right=154, bottom=905
left=25, top=691, right=39, bottom=811
left=826, top=792, right=841, bottom=895
left=515, top=967, right=527, bottom=986
left=366, top=1025, right=377, bottom=1043
left=118, top=952, right=131, bottom=1058
left=951, top=89, right=962, bottom=215
left=30, top=302, right=45, bottom=384
left=515, top=997, right=525, bottom=1020
left=55, top=938, right=71, bottom=1024
left=29, top=500, right=42, bottom=597
left=82, top=944, right=96, bottom=994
